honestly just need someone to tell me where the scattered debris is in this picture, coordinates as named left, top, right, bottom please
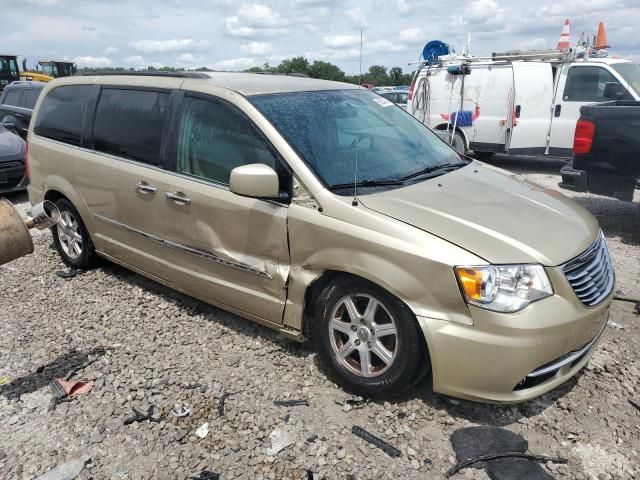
left=424, top=458, right=433, bottom=466
left=35, top=454, right=91, bottom=480
left=446, top=426, right=567, bottom=478
left=55, top=268, right=81, bottom=279
left=629, top=399, right=640, bottom=413
left=273, top=399, right=309, bottom=407
left=189, top=470, right=220, bottom=480
left=171, top=402, right=192, bottom=417
left=64, top=353, right=104, bottom=381
left=608, top=321, right=624, bottom=330
left=48, top=379, right=94, bottom=412
left=306, top=434, right=318, bottom=443
left=218, top=392, right=231, bottom=417
left=264, top=428, right=295, bottom=455
left=195, top=422, right=209, bottom=439
left=174, top=429, right=189, bottom=443
left=0, top=375, right=10, bottom=386
left=635, top=302, right=640, bottom=316
left=441, top=396, right=461, bottom=406
left=112, top=464, right=128, bottom=479
left=351, top=426, right=401, bottom=458
left=123, top=405, right=165, bottom=425
left=185, top=383, right=202, bottom=390
left=334, top=395, right=368, bottom=408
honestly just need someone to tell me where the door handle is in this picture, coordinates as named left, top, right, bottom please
left=554, top=104, right=562, bottom=117
left=515, top=105, right=521, bottom=118
left=165, top=191, right=191, bottom=205
left=134, top=181, right=157, bottom=194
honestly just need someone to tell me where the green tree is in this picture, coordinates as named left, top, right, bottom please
left=365, top=65, right=390, bottom=86
left=389, top=67, right=403, bottom=84
left=276, top=56, right=310, bottom=75
left=308, top=61, right=345, bottom=81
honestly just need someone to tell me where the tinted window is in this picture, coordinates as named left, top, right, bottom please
left=93, top=88, right=170, bottom=166
left=2, top=89, right=22, bottom=106
left=22, top=89, right=41, bottom=109
left=34, top=85, right=93, bottom=146
left=563, top=66, right=623, bottom=102
left=176, top=96, right=283, bottom=187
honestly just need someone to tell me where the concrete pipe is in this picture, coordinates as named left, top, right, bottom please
left=0, top=199, right=60, bottom=266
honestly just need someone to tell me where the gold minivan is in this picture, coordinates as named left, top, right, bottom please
left=27, top=73, right=614, bottom=403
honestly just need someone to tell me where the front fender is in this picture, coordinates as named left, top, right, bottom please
left=283, top=203, right=482, bottom=332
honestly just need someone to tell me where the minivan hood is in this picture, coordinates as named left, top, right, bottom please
left=359, top=161, right=599, bottom=266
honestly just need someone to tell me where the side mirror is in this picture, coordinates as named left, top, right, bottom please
left=229, top=163, right=280, bottom=199
left=603, top=82, right=625, bottom=100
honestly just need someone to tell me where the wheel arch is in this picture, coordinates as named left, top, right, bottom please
left=432, top=122, right=470, bottom=151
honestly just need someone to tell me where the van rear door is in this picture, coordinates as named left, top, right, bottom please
left=507, top=62, right=554, bottom=154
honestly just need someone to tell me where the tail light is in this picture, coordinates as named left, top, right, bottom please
left=573, top=119, right=595, bottom=155
left=408, top=81, right=416, bottom=101
left=24, top=141, right=30, bottom=181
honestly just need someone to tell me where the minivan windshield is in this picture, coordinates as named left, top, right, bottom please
left=251, top=89, right=462, bottom=193
left=612, top=63, right=640, bottom=96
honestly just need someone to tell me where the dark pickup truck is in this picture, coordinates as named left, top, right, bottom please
left=560, top=100, right=640, bottom=202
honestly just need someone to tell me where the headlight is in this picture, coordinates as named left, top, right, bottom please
left=455, top=264, right=553, bottom=313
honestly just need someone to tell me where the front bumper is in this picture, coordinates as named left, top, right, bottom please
left=0, top=161, right=27, bottom=194
left=417, top=269, right=612, bottom=403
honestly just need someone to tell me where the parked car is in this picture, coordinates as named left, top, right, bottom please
left=0, top=81, right=46, bottom=139
left=378, top=89, right=409, bottom=109
left=0, top=124, right=27, bottom=193
left=28, top=73, right=613, bottom=402
left=560, top=100, right=640, bottom=202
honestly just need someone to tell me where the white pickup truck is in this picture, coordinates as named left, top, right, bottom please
left=407, top=53, right=640, bottom=158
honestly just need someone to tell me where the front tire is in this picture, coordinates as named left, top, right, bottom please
left=51, top=198, right=98, bottom=270
left=314, top=277, right=428, bottom=397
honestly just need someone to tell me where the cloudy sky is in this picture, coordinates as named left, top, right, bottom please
left=2, top=0, right=639, bottom=73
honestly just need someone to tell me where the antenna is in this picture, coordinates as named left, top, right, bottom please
left=353, top=30, right=363, bottom=207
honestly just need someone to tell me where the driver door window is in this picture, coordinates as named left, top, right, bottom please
left=176, top=95, right=285, bottom=189
left=563, top=66, right=623, bottom=102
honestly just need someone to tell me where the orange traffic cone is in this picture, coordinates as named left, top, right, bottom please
left=595, top=22, right=609, bottom=49
left=557, top=19, right=570, bottom=50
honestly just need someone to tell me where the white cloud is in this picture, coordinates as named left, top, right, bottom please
left=74, top=56, right=112, bottom=68
left=399, top=28, right=423, bottom=44
left=323, top=35, right=361, bottom=48
left=212, top=57, right=260, bottom=70
left=346, top=7, right=368, bottom=29
left=132, top=39, right=211, bottom=54
left=124, top=55, right=145, bottom=64
left=224, top=4, right=289, bottom=37
left=178, top=53, right=196, bottom=63
left=103, top=46, right=118, bottom=55
left=241, top=41, right=273, bottom=56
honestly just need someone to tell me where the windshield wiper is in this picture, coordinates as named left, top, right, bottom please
left=400, top=161, right=470, bottom=182
left=328, top=178, right=405, bottom=191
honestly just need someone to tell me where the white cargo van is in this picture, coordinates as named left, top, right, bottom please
left=407, top=51, right=640, bottom=158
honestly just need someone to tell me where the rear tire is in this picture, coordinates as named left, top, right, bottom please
left=449, top=130, right=467, bottom=155
left=313, top=277, right=429, bottom=397
left=51, top=198, right=98, bottom=270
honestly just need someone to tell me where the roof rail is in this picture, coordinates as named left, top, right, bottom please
left=253, top=72, right=310, bottom=78
left=81, top=71, right=211, bottom=79
left=491, top=49, right=574, bottom=62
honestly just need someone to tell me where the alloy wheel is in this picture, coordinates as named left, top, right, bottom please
left=57, top=210, right=83, bottom=259
left=329, top=293, right=399, bottom=378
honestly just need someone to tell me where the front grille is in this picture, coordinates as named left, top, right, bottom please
left=0, top=160, right=24, bottom=170
left=562, top=232, right=614, bottom=307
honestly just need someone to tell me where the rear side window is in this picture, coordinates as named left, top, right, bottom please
left=563, top=66, right=622, bottom=102
left=2, top=89, right=22, bottom=107
left=34, top=85, right=93, bottom=146
left=22, top=89, right=41, bottom=109
left=93, top=88, right=170, bottom=166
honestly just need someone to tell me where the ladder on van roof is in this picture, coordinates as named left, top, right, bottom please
left=409, top=48, right=575, bottom=67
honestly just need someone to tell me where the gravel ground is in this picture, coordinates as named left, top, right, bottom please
left=0, top=158, right=639, bottom=480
